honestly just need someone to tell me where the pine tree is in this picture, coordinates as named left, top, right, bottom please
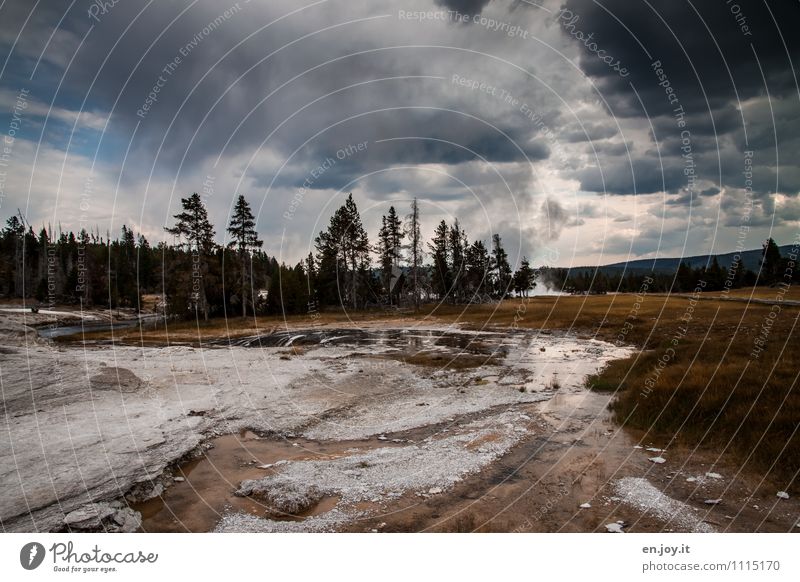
left=428, top=220, right=451, bottom=301
left=513, top=256, right=535, bottom=297
left=376, top=206, right=404, bottom=305
left=491, top=233, right=512, bottom=300
left=760, top=237, right=782, bottom=286
left=166, top=192, right=216, bottom=320
left=406, top=198, right=422, bottom=310
left=315, top=194, right=369, bottom=309
left=377, top=215, right=393, bottom=303
left=465, top=239, right=491, bottom=300
left=227, top=194, right=263, bottom=317
left=449, top=219, right=467, bottom=303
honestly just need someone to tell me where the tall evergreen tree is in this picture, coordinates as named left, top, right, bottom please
left=491, top=233, right=512, bottom=300
left=760, top=237, right=782, bottom=286
left=406, top=198, right=422, bottom=310
left=513, top=256, right=535, bottom=297
left=428, top=219, right=451, bottom=300
left=376, top=206, right=405, bottom=305
left=449, top=219, right=467, bottom=303
left=315, top=194, right=370, bottom=309
left=465, top=239, right=491, bottom=300
left=166, top=192, right=216, bottom=320
left=227, top=194, right=263, bottom=317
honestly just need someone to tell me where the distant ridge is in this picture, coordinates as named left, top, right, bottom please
left=565, top=245, right=794, bottom=275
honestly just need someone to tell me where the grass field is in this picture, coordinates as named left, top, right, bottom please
left=81, top=286, right=800, bottom=485
left=432, top=290, right=799, bottom=484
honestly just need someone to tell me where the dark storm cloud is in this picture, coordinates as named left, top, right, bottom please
left=570, top=155, right=685, bottom=195
left=0, top=0, right=558, bottom=190
left=557, top=0, right=800, bottom=207
left=560, top=121, right=617, bottom=143
left=584, top=140, right=631, bottom=157
left=434, top=0, right=492, bottom=16
left=561, top=0, right=800, bottom=117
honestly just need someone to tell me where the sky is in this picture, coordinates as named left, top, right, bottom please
left=0, top=0, right=798, bottom=269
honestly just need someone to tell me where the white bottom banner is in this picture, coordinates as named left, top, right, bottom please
left=1, top=533, right=797, bottom=581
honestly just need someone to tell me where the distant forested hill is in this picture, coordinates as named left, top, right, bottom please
left=569, top=245, right=794, bottom=276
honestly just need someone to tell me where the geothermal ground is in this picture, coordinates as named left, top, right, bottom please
left=1, top=308, right=797, bottom=533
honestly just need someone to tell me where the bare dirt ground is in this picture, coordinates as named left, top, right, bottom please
left=1, top=305, right=797, bottom=533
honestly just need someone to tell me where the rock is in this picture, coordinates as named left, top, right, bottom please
left=579, top=502, right=591, bottom=509
left=90, top=367, right=144, bottom=393
left=704, top=499, right=722, bottom=505
left=428, top=487, right=443, bottom=495
left=236, top=481, right=323, bottom=515
left=173, top=476, right=185, bottom=482
left=64, top=503, right=116, bottom=529
left=686, top=477, right=697, bottom=483
left=258, top=459, right=290, bottom=469
left=377, top=435, right=388, bottom=441
left=649, top=456, right=666, bottom=464
left=110, top=508, right=142, bottom=532
left=646, top=447, right=663, bottom=452
left=605, top=522, right=624, bottom=533
left=776, top=491, right=790, bottom=499
left=705, top=472, right=723, bottom=479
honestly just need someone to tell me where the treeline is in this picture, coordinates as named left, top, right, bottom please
left=543, top=238, right=798, bottom=294
left=0, top=192, right=536, bottom=318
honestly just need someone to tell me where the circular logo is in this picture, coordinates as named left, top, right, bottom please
left=20, top=542, right=46, bottom=570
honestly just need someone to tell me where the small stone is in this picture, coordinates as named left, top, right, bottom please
left=173, top=476, right=185, bottom=482
left=377, top=435, right=388, bottom=441
left=776, top=491, right=790, bottom=499
left=428, top=487, right=443, bottom=495
left=64, top=502, right=116, bottom=529
left=579, top=502, right=591, bottom=509
left=705, top=472, right=723, bottom=479
left=649, top=456, right=666, bottom=464
left=704, top=498, right=722, bottom=505
left=686, top=477, right=697, bottom=483
left=605, top=522, right=624, bottom=533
